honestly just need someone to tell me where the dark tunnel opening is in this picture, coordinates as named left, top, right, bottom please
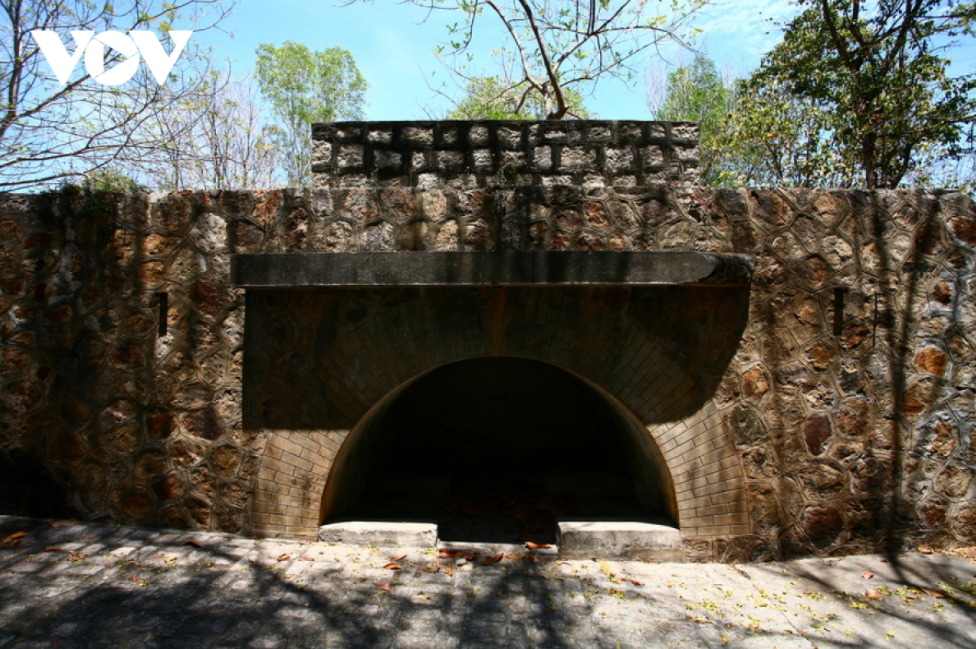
left=321, top=357, right=677, bottom=544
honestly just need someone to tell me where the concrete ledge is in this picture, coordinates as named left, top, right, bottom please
left=232, top=251, right=753, bottom=288
left=557, top=520, right=683, bottom=561
left=318, top=521, right=438, bottom=548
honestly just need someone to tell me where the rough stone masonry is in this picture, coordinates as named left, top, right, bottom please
left=1, top=120, right=975, bottom=562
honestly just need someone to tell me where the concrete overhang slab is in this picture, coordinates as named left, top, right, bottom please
left=231, top=251, right=753, bottom=288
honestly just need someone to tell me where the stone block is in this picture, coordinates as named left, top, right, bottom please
left=497, top=126, right=521, bottom=148
left=402, top=126, right=433, bottom=146
left=337, top=145, right=363, bottom=168
left=560, top=146, right=597, bottom=170
left=437, top=150, right=465, bottom=168
left=469, top=125, right=489, bottom=145
left=641, top=145, right=665, bottom=168
left=374, top=150, right=401, bottom=169
left=557, top=519, right=683, bottom=561
left=318, top=521, right=438, bottom=548
left=472, top=149, right=493, bottom=170
left=312, top=141, right=332, bottom=166
left=368, top=129, right=392, bottom=144
left=531, top=146, right=552, bottom=170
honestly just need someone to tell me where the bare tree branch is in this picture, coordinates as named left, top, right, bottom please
left=0, top=0, right=234, bottom=190
left=365, top=0, right=707, bottom=120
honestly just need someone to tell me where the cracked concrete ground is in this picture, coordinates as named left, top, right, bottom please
left=1, top=515, right=975, bottom=648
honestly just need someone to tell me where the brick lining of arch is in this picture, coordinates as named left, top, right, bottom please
left=245, top=285, right=750, bottom=541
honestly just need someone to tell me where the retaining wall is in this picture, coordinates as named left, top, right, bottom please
left=1, top=145, right=975, bottom=560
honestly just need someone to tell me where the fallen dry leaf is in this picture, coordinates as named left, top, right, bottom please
left=631, top=579, right=644, bottom=586
left=954, top=547, right=976, bottom=560
left=922, top=588, right=945, bottom=599
left=438, top=549, right=477, bottom=561
left=377, top=583, right=392, bottom=592
left=861, top=571, right=874, bottom=580
left=389, top=554, right=407, bottom=562
left=866, top=588, right=882, bottom=600
left=0, top=531, right=27, bottom=548
left=383, top=563, right=401, bottom=570
left=49, top=520, right=78, bottom=528
left=44, top=546, right=62, bottom=552
left=184, top=540, right=202, bottom=548
left=276, top=554, right=290, bottom=562
left=525, top=541, right=551, bottom=550
left=481, top=553, right=503, bottom=566
left=918, top=546, right=934, bottom=554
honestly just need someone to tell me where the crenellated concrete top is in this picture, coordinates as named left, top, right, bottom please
left=311, top=120, right=700, bottom=190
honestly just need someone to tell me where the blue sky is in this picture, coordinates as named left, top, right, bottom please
left=188, top=0, right=807, bottom=120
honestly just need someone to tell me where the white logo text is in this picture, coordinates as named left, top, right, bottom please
left=31, top=30, right=193, bottom=86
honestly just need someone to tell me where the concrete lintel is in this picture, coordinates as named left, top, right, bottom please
left=557, top=519, right=683, bottom=562
left=231, top=251, right=753, bottom=288
left=318, top=521, right=438, bottom=548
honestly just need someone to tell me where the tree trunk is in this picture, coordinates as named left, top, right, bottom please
left=863, top=131, right=878, bottom=189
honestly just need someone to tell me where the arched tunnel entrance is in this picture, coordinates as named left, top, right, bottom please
left=320, top=357, right=678, bottom=544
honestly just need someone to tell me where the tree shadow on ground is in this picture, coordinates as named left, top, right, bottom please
left=3, top=517, right=976, bottom=648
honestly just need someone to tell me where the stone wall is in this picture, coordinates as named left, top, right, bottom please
left=1, top=171, right=975, bottom=561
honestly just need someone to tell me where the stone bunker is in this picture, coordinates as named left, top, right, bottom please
left=2, top=120, right=975, bottom=561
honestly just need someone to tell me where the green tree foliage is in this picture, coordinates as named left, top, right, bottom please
left=355, top=0, right=706, bottom=120
left=80, top=168, right=145, bottom=193
left=712, top=78, right=858, bottom=188
left=936, top=123, right=976, bottom=192
left=648, top=56, right=732, bottom=184
left=0, top=0, right=231, bottom=191
left=746, top=0, right=976, bottom=189
left=255, top=42, right=367, bottom=186
left=446, top=75, right=591, bottom=119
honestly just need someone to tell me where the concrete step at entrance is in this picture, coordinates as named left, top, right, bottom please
left=318, top=518, right=682, bottom=561
left=318, top=520, right=438, bottom=548
left=557, top=519, right=682, bottom=561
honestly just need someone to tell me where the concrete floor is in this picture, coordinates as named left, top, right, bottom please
left=2, top=515, right=976, bottom=648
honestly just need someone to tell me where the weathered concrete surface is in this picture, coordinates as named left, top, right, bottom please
left=557, top=520, right=683, bottom=561
left=2, top=516, right=976, bottom=649
left=231, top=251, right=754, bottom=287
left=318, top=521, right=437, bottom=548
